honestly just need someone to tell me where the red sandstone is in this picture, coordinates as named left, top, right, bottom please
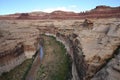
left=0, top=5, right=120, bottom=20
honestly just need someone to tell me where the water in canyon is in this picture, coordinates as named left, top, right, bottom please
left=0, top=35, right=71, bottom=80
left=35, top=35, right=71, bottom=80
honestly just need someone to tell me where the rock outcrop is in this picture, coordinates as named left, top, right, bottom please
left=0, top=42, right=26, bottom=75
left=0, top=17, right=120, bottom=80
left=91, top=46, right=120, bottom=80
left=55, top=33, right=87, bottom=80
left=17, top=13, right=30, bottom=19
left=76, top=19, right=120, bottom=80
left=0, top=5, right=120, bottom=20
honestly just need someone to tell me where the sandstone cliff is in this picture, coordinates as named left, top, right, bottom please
left=0, top=18, right=120, bottom=80
left=0, top=5, right=120, bottom=20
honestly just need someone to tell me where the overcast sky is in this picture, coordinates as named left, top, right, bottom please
left=0, top=0, right=120, bottom=15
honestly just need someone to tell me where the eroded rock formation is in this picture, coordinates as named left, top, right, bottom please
left=0, top=5, right=120, bottom=20
left=0, top=10, right=120, bottom=80
left=91, top=46, right=120, bottom=80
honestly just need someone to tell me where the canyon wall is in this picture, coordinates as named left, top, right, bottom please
left=54, top=33, right=87, bottom=80
left=91, top=46, right=120, bottom=80
left=0, top=18, right=120, bottom=80
left=0, top=43, right=26, bottom=75
left=0, top=20, right=40, bottom=75
left=76, top=19, right=120, bottom=80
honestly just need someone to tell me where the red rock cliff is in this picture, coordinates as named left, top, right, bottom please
left=0, top=5, right=120, bottom=20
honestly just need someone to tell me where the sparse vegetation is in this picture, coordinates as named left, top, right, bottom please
left=0, top=59, right=33, bottom=80
left=36, top=35, right=71, bottom=80
left=0, top=35, right=71, bottom=80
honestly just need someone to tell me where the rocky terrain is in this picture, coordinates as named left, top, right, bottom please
left=0, top=5, right=120, bottom=20
left=0, top=5, right=120, bottom=80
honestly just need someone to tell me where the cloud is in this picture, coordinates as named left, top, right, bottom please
left=69, top=5, right=77, bottom=8
left=42, top=7, right=72, bottom=12
left=32, top=5, right=79, bottom=13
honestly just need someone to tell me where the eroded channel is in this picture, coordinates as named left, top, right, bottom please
left=35, top=35, right=71, bottom=80
left=0, top=35, right=71, bottom=80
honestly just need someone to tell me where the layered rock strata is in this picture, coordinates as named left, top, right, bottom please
left=91, top=46, right=120, bottom=80
left=0, top=18, right=120, bottom=80
left=0, top=5, right=120, bottom=20
left=55, top=33, right=87, bottom=80
left=0, top=43, right=26, bottom=75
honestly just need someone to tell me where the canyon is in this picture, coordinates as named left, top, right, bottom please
left=0, top=5, right=120, bottom=80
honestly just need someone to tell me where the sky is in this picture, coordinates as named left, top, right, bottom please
left=0, top=0, right=120, bottom=15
